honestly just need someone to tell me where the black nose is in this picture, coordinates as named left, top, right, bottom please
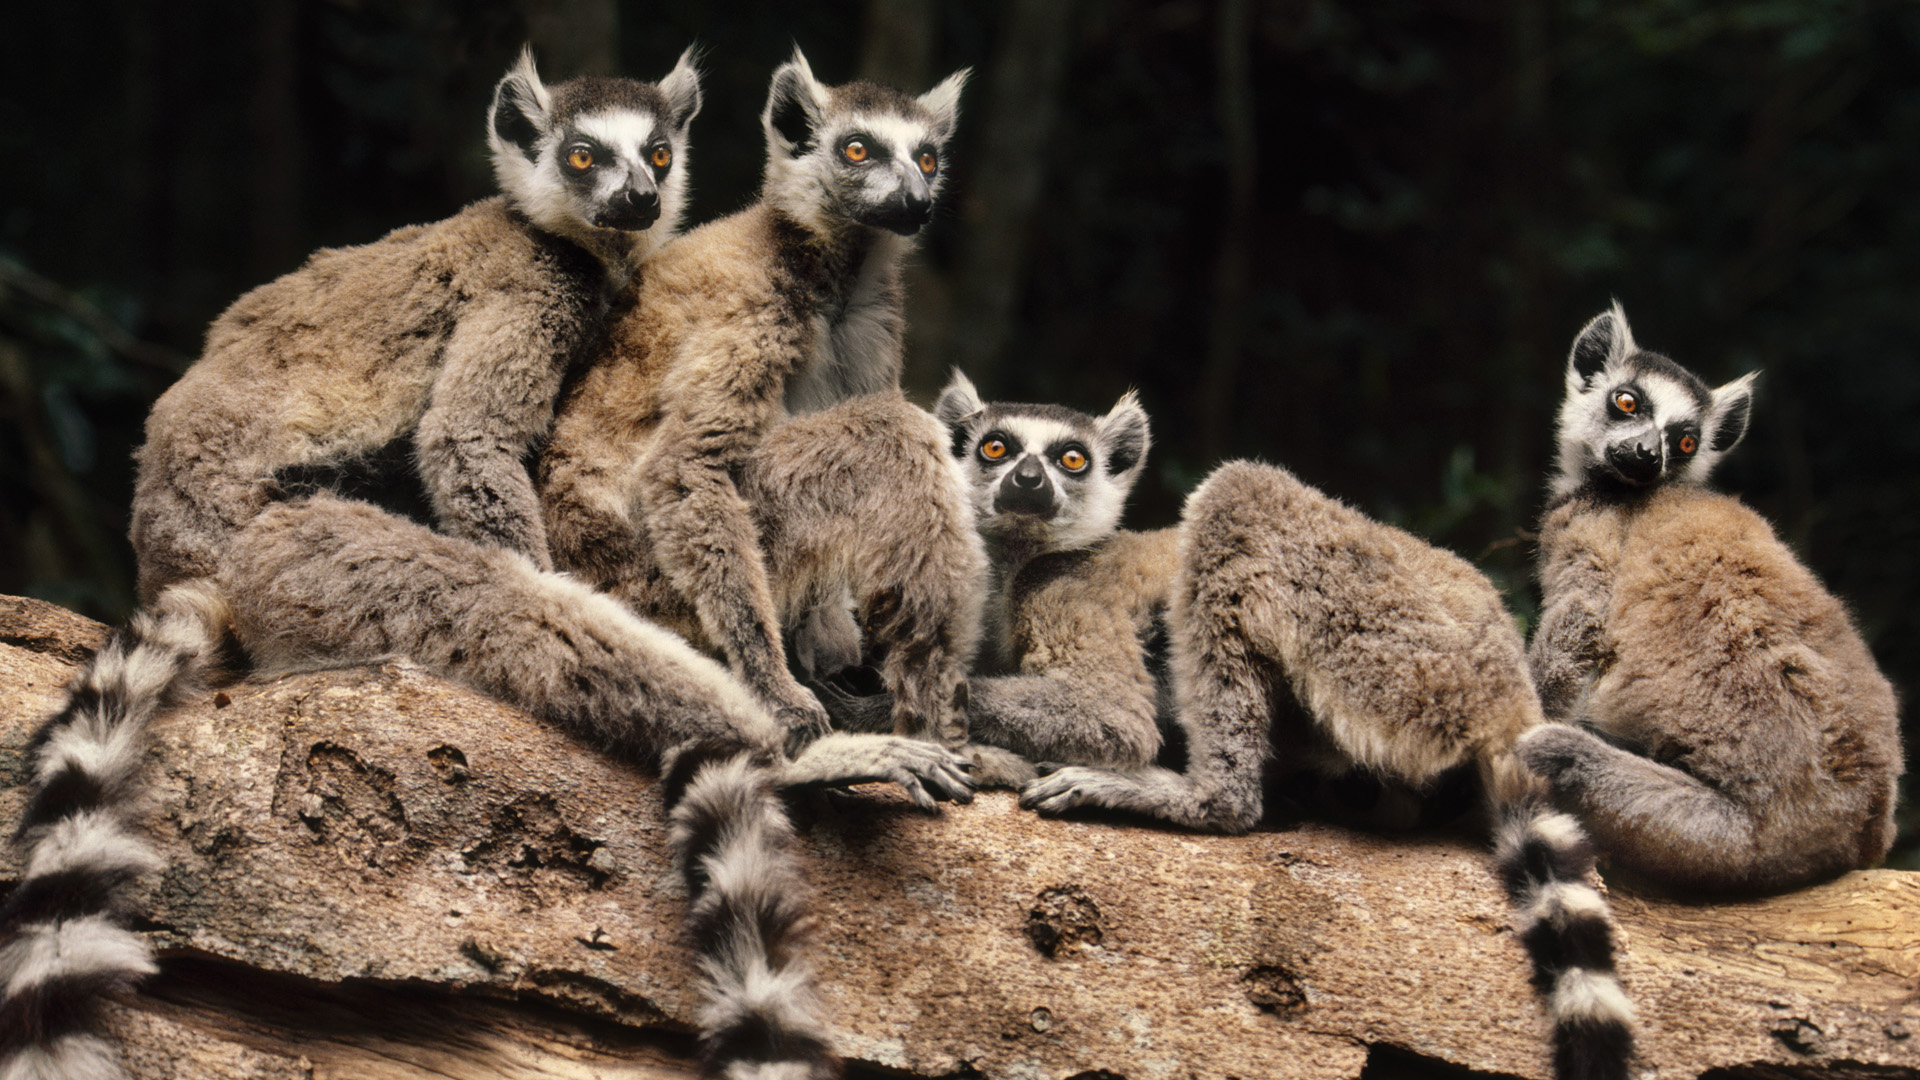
left=595, top=187, right=661, bottom=231
left=1606, top=435, right=1662, bottom=484
left=865, top=191, right=935, bottom=235
left=995, top=457, right=1054, bottom=515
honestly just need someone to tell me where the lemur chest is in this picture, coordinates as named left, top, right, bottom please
left=782, top=264, right=902, bottom=415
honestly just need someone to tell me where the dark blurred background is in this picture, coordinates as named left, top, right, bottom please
left=2, top=0, right=1915, bottom=864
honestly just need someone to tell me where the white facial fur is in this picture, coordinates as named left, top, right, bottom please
left=487, top=47, right=700, bottom=270
left=1551, top=302, right=1757, bottom=500
left=936, top=371, right=1150, bottom=557
left=759, top=48, right=968, bottom=238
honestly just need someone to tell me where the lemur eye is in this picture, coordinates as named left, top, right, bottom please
left=1059, top=448, right=1088, bottom=473
left=1678, top=434, right=1698, bottom=455
left=918, top=151, right=938, bottom=176
left=1612, top=390, right=1638, bottom=414
left=979, top=438, right=1008, bottom=461
left=843, top=140, right=869, bottom=163
left=651, top=146, right=672, bottom=169
left=567, top=147, right=594, bottom=171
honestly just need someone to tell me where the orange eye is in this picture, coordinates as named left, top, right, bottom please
left=1613, top=390, right=1637, bottom=414
left=651, top=146, right=672, bottom=169
left=843, top=140, right=868, bottom=163
left=1678, top=434, right=1698, bottom=455
left=1060, top=449, right=1088, bottom=472
left=567, top=147, right=594, bottom=171
left=918, top=151, right=938, bottom=176
left=980, top=438, right=1008, bottom=461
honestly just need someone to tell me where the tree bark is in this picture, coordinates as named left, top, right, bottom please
left=1, top=594, right=1914, bottom=1079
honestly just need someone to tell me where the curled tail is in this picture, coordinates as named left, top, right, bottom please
left=1, top=583, right=228, bottom=1080
left=667, top=750, right=838, bottom=1080
left=1495, top=801, right=1634, bottom=1080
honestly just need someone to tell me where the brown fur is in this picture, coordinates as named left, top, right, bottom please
left=133, top=197, right=608, bottom=600
left=540, top=203, right=983, bottom=748
left=1525, top=483, right=1904, bottom=893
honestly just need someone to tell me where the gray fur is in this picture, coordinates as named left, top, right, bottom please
left=1525, top=305, right=1903, bottom=894
left=901, top=377, right=1635, bottom=1080
left=10, top=51, right=971, bottom=1080
left=539, top=52, right=983, bottom=748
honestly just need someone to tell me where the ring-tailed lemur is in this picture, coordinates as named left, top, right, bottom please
left=834, top=373, right=1632, bottom=1080
left=540, top=48, right=985, bottom=750
left=2, top=52, right=970, bottom=1080
left=1520, top=303, right=1903, bottom=895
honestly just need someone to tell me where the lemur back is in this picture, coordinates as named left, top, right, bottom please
left=3, top=52, right=975, bottom=1080
left=540, top=49, right=985, bottom=749
left=133, top=49, right=702, bottom=599
left=905, top=374, right=1634, bottom=1080
left=1521, top=303, right=1903, bottom=894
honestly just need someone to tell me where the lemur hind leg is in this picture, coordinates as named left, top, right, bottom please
left=743, top=393, right=985, bottom=747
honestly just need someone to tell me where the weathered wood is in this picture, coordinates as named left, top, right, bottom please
left=1, top=595, right=1913, bottom=1079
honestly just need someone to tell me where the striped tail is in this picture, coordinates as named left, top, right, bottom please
left=667, top=750, right=838, bottom=1080
left=1494, top=802, right=1634, bottom=1080
left=1, top=583, right=228, bottom=1080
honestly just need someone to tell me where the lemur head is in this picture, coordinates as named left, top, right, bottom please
left=488, top=46, right=702, bottom=267
left=759, top=48, right=968, bottom=238
left=934, top=371, right=1151, bottom=559
left=1550, top=302, right=1757, bottom=501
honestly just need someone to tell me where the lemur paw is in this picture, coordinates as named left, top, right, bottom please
left=768, top=683, right=832, bottom=755
left=782, top=734, right=975, bottom=811
left=1019, top=766, right=1132, bottom=816
left=962, top=745, right=1039, bottom=789
left=1515, top=724, right=1594, bottom=785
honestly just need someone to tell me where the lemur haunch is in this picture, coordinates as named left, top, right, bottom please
left=1520, top=304, right=1903, bottom=895
left=896, top=373, right=1633, bottom=1080
left=540, top=49, right=985, bottom=749
left=2, top=52, right=970, bottom=1080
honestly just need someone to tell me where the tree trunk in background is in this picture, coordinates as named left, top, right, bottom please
left=517, top=0, right=618, bottom=76
left=1195, top=0, right=1258, bottom=463
left=927, top=0, right=1078, bottom=391
left=3, top=594, right=1915, bottom=1080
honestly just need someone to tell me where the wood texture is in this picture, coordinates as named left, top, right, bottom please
left=1, top=595, right=1913, bottom=1079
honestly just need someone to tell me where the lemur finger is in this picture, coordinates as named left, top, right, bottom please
left=890, top=769, right=937, bottom=812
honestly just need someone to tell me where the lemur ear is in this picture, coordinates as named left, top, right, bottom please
left=659, top=46, right=703, bottom=132
left=1568, top=301, right=1636, bottom=387
left=764, top=48, right=830, bottom=157
left=934, top=370, right=985, bottom=458
left=1098, top=390, right=1151, bottom=477
left=917, top=68, right=970, bottom=143
left=490, top=46, right=552, bottom=159
left=1706, top=371, right=1757, bottom=453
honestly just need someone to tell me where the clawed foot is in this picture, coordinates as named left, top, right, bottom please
left=1019, top=765, right=1137, bottom=816
left=781, top=733, right=975, bottom=812
left=961, top=744, right=1038, bottom=789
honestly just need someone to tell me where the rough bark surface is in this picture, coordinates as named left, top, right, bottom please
left=1, top=594, right=1914, bottom=1079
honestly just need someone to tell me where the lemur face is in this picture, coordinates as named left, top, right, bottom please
left=1552, top=303, right=1755, bottom=499
left=760, top=49, right=968, bottom=236
left=488, top=47, right=702, bottom=241
left=934, top=372, right=1150, bottom=555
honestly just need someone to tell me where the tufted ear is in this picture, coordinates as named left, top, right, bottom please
left=489, top=46, right=552, bottom=160
left=1567, top=300, right=1637, bottom=387
left=658, top=46, right=703, bottom=132
left=934, top=370, right=985, bottom=458
left=916, top=67, right=969, bottom=143
left=1706, top=371, right=1758, bottom=454
left=1097, top=390, right=1151, bottom=478
left=762, top=47, right=831, bottom=157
